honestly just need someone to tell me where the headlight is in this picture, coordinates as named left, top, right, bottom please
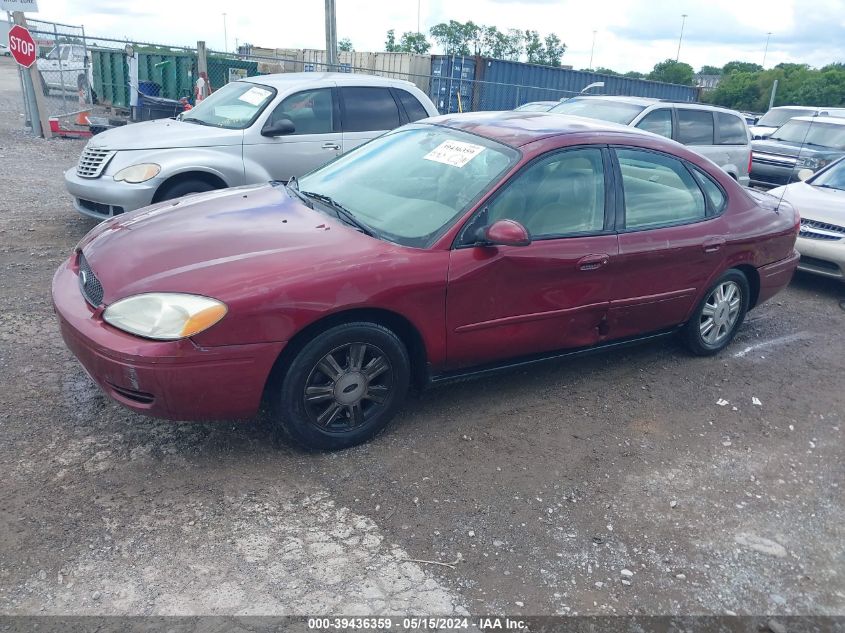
left=796, top=157, right=827, bottom=171
left=103, top=293, right=227, bottom=340
left=113, top=163, right=161, bottom=183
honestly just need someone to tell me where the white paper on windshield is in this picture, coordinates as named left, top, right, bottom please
left=423, top=140, right=485, bottom=168
left=238, top=86, right=272, bottom=106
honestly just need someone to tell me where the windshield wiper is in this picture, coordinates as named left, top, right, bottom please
left=815, top=183, right=844, bottom=191
left=181, top=117, right=215, bottom=126
left=300, top=191, right=376, bottom=237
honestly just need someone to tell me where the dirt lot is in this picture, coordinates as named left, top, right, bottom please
left=0, top=55, right=843, bottom=617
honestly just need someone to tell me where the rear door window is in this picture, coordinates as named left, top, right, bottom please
left=340, top=86, right=401, bottom=132
left=395, top=89, right=430, bottom=122
left=677, top=109, right=715, bottom=145
left=635, top=108, right=673, bottom=139
left=716, top=112, right=748, bottom=145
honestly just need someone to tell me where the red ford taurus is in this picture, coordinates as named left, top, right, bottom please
left=53, top=112, right=800, bottom=450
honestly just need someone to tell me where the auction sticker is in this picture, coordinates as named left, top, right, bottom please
left=423, top=140, right=485, bottom=168
left=238, top=86, right=272, bottom=106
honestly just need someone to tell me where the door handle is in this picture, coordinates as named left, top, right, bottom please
left=577, top=254, right=610, bottom=271
left=703, top=237, right=726, bottom=253
left=322, top=142, right=340, bottom=150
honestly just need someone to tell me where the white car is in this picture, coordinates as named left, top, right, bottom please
left=750, top=105, right=845, bottom=140
left=0, top=43, right=11, bottom=57
left=770, top=157, right=845, bottom=281
left=37, top=43, right=93, bottom=97
left=65, top=72, right=439, bottom=219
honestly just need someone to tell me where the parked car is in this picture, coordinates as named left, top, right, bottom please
left=750, top=116, right=845, bottom=189
left=0, top=43, right=11, bottom=57
left=64, top=72, right=438, bottom=220
left=548, top=96, right=752, bottom=185
left=769, top=157, right=845, bottom=281
left=514, top=101, right=559, bottom=112
left=740, top=112, right=759, bottom=126
left=37, top=43, right=93, bottom=99
left=53, top=112, right=799, bottom=450
left=750, top=106, right=845, bottom=140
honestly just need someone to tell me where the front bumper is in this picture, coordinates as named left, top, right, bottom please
left=65, top=167, right=163, bottom=220
left=796, top=235, right=845, bottom=280
left=52, top=259, right=285, bottom=420
left=750, top=161, right=798, bottom=189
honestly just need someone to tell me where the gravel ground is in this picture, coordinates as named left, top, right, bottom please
left=0, top=55, right=844, bottom=617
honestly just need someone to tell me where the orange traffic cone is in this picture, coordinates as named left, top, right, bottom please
left=76, top=88, right=90, bottom=126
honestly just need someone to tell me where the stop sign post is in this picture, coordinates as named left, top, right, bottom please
left=8, top=24, right=37, bottom=68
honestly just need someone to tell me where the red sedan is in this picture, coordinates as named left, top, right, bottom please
left=53, top=112, right=800, bottom=450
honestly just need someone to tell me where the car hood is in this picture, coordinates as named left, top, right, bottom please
left=751, top=139, right=841, bottom=160
left=79, top=183, right=397, bottom=303
left=769, top=182, right=845, bottom=225
left=86, top=118, right=243, bottom=151
left=750, top=125, right=777, bottom=138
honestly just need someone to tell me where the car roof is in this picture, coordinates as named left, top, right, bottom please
left=426, top=110, right=655, bottom=147
left=243, top=71, right=416, bottom=90
left=791, top=115, right=845, bottom=125
left=565, top=95, right=743, bottom=115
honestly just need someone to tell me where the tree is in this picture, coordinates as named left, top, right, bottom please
left=699, top=65, right=722, bottom=75
left=504, top=29, right=524, bottom=61
left=542, top=33, right=566, bottom=67
left=338, top=38, right=353, bottom=52
left=623, top=70, right=646, bottom=79
left=430, top=20, right=471, bottom=55
left=481, top=25, right=509, bottom=59
left=524, top=30, right=543, bottom=64
left=399, top=31, right=431, bottom=54
left=385, top=29, right=400, bottom=52
left=648, top=59, right=695, bottom=85
left=722, top=61, right=763, bottom=75
left=593, top=67, right=620, bottom=76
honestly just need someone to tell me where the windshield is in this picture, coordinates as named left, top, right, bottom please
left=549, top=98, right=646, bottom=124
left=769, top=120, right=845, bottom=149
left=298, top=124, right=519, bottom=248
left=757, top=108, right=815, bottom=127
left=181, top=81, right=276, bottom=129
left=810, top=158, right=845, bottom=191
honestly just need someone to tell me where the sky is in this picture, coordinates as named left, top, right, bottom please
left=24, top=0, right=845, bottom=73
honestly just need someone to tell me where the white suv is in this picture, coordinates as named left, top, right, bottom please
left=549, top=96, right=752, bottom=186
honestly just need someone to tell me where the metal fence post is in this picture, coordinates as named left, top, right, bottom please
left=197, top=40, right=207, bottom=99
left=12, top=12, right=51, bottom=138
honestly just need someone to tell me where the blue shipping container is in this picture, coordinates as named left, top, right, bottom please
left=430, top=55, right=476, bottom=114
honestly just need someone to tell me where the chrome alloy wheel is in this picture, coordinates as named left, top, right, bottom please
left=303, top=342, right=393, bottom=431
left=699, top=281, right=742, bottom=345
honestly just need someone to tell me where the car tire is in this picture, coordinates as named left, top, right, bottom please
left=156, top=179, right=217, bottom=202
left=271, top=322, right=411, bottom=451
left=683, top=269, right=750, bottom=356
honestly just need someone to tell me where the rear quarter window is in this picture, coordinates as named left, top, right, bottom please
left=677, top=109, right=715, bottom=145
left=716, top=112, right=748, bottom=145
left=396, top=90, right=430, bottom=122
left=691, top=167, right=727, bottom=213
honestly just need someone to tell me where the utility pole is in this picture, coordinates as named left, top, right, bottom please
left=222, top=13, right=228, bottom=52
left=324, top=0, right=337, bottom=70
left=675, top=13, right=688, bottom=62
left=589, top=30, right=597, bottom=70
left=768, top=79, right=778, bottom=110
left=762, top=32, right=772, bottom=67
left=417, top=0, right=421, bottom=34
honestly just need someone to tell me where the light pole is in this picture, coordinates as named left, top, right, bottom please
left=589, top=30, right=597, bottom=70
left=222, top=12, right=228, bottom=52
left=417, top=0, right=421, bottom=34
left=762, top=32, right=772, bottom=67
left=675, top=13, right=688, bottom=61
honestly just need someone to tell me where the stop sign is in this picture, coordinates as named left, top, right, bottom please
left=8, top=25, right=37, bottom=68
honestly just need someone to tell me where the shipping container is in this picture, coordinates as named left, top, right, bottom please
left=475, top=58, right=700, bottom=110
left=430, top=55, right=477, bottom=114
left=300, top=49, right=375, bottom=74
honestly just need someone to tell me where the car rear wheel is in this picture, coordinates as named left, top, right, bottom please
left=683, top=269, right=749, bottom=356
left=272, top=322, right=410, bottom=450
left=156, top=179, right=217, bottom=202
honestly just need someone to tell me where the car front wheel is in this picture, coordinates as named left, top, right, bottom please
left=272, top=322, right=411, bottom=450
left=683, top=269, right=750, bottom=356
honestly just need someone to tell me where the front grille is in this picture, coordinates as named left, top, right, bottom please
left=799, top=218, right=845, bottom=241
left=752, top=151, right=797, bottom=167
left=78, top=199, right=125, bottom=217
left=77, top=252, right=104, bottom=307
left=76, top=146, right=115, bottom=178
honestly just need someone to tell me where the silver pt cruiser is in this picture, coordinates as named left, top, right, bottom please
left=65, top=72, right=438, bottom=219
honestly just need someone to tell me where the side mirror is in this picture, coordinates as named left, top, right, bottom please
left=261, top=118, right=295, bottom=137
left=796, top=168, right=814, bottom=182
left=481, top=219, right=531, bottom=247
